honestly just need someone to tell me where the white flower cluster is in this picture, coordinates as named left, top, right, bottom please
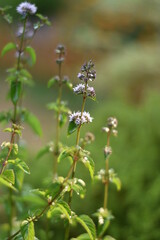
left=73, top=84, right=96, bottom=98
left=69, top=111, right=93, bottom=125
left=16, top=2, right=37, bottom=15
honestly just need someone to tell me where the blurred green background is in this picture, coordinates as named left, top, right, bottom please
left=0, top=0, right=160, bottom=239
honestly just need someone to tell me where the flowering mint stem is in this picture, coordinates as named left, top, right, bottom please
left=103, top=130, right=111, bottom=209
left=65, top=82, right=87, bottom=240
left=54, top=53, right=63, bottom=176
left=13, top=15, right=27, bottom=123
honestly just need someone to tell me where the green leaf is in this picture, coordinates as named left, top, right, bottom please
left=71, top=233, right=90, bottom=240
left=21, top=221, right=35, bottom=240
left=10, top=81, right=22, bottom=105
left=66, top=82, right=73, bottom=90
left=70, top=178, right=86, bottom=198
left=1, top=42, right=16, bottom=57
left=56, top=200, right=71, bottom=222
left=76, top=215, right=96, bottom=240
left=36, top=13, right=51, bottom=26
left=47, top=77, right=56, bottom=88
left=8, top=159, right=30, bottom=174
left=2, top=169, right=15, bottom=184
left=17, top=160, right=30, bottom=174
left=0, top=176, right=17, bottom=191
left=14, top=235, right=23, bottom=240
left=24, top=46, right=36, bottom=66
left=81, top=155, right=95, bottom=179
left=4, top=14, right=12, bottom=24
left=46, top=182, right=61, bottom=199
left=24, top=111, right=42, bottom=137
left=103, top=236, right=116, bottom=240
left=58, top=149, right=73, bottom=163
left=68, top=121, right=78, bottom=135
left=111, top=177, right=121, bottom=191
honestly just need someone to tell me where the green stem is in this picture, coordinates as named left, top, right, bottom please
left=103, top=159, right=109, bottom=209
left=103, top=130, right=111, bottom=209
left=8, top=16, right=28, bottom=237
left=54, top=58, right=62, bottom=176
left=65, top=82, right=88, bottom=239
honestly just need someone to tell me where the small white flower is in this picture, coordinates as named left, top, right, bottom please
left=99, top=216, right=104, bottom=225
left=16, top=2, right=37, bottom=15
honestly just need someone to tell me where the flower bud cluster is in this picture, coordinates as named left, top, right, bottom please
left=77, top=60, right=96, bottom=83
left=107, top=117, right=118, bottom=129
left=16, top=2, right=37, bottom=15
left=55, top=44, right=65, bottom=64
left=104, top=146, right=112, bottom=158
left=102, top=117, right=118, bottom=137
left=69, top=111, right=93, bottom=125
left=73, top=83, right=96, bottom=98
left=84, top=132, right=95, bottom=143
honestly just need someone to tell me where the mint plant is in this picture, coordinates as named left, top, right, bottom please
left=0, top=2, right=121, bottom=240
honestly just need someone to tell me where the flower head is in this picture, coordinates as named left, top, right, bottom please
left=16, top=2, right=37, bottom=15
left=77, top=60, right=96, bottom=83
left=69, top=111, right=93, bottom=125
left=73, top=84, right=96, bottom=98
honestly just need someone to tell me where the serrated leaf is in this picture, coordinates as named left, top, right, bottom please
left=17, top=160, right=30, bottom=174
left=24, top=46, right=36, bottom=66
left=76, top=215, right=96, bottom=240
left=4, top=14, right=12, bottom=24
left=47, top=77, right=56, bottom=88
left=82, top=156, right=95, bottom=179
left=10, top=81, right=22, bottom=105
left=58, top=149, right=72, bottom=163
left=8, top=159, right=30, bottom=174
left=21, top=221, right=35, bottom=240
left=0, top=176, right=17, bottom=191
left=70, top=179, right=86, bottom=198
left=14, top=234, right=23, bottom=240
left=56, top=200, right=71, bottom=222
left=2, top=169, right=15, bottom=184
left=68, top=121, right=78, bottom=135
left=24, top=111, right=42, bottom=137
left=111, top=177, right=121, bottom=191
left=46, top=182, right=61, bottom=199
left=71, top=233, right=90, bottom=240
left=1, top=42, right=16, bottom=57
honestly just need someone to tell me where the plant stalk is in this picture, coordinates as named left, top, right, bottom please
left=103, top=130, right=111, bottom=209
left=54, top=55, right=63, bottom=176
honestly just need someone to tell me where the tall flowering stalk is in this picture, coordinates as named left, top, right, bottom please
left=94, top=117, right=121, bottom=239
left=0, top=2, right=50, bottom=238
left=46, top=44, right=72, bottom=176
